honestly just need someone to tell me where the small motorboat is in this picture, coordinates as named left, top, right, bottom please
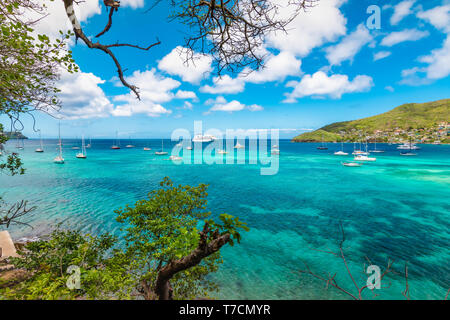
left=342, top=162, right=363, bottom=167
left=217, top=149, right=228, bottom=154
left=354, top=155, right=376, bottom=162
left=400, top=152, right=417, bottom=156
left=143, top=147, right=151, bottom=151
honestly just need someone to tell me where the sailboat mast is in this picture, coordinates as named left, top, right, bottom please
left=82, top=135, right=86, bottom=156
left=39, top=131, right=43, bottom=149
left=58, top=122, right=62, bottom=157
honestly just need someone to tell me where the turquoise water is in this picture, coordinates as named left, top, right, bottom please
left=1, top=139, right=449, bottom=300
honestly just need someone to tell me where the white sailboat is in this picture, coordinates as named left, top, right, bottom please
left=370, top=138, right=385, bottom=153
left=76, top=136, right=87, bottom=159
left=125, top=136, right=135, bottom=148
left=35, top=130, right=44, bottom=153
left=16, top=136, right=24, bottom=150
left=86, top=137, right=92, bottom=148
left=334, top=142, right=348, bottom=156
left=234, top=142, right=245, bottom=149
left=111, top=131, right=120, bottom=149
left=155, top=139, right=168, bottom=155
left=400, top=137, right=418, bottom=156
left=53, top=123, right=64, bottom=164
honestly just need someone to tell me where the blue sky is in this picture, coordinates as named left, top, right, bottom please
left=4, top=0, right=450, bottom=139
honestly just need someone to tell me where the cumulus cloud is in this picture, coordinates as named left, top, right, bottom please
left=418, top=35, right=450, bottom=80
left=284, top=71, right=373, bottom=102
left=111, top=69, right=179, bottom=117
left=325, top=24, right=373, bottom=66
left=417, top=4, right=450, bottom=33
left=401, top=4, right=450, bottom=82
left=381, top=29, right=429, bottom=47
left=266, top=0, right=347, bottom=56
left=200, top=51, right=301, bottom=94
left=373, top=51, right=392, bottom=61
left=121, top=0, right=145, bottom=9
left=56, top=70, right=113, bottom=120
left=390, top=0, right=416, bottom=25
left=175, top=90, right=198, bottom=100
left=205, top=97, right=263, bottom=113
left=243, top=51, right=302, bottom=83
left=200, top=75, right=245, bottom=94
left=24, top=0, right=101, bottom=40
left=158, top=46, right=213, bottom=84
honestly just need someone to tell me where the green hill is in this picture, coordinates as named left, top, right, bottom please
left=1, top=132, right=28, bottom=139
left=292, top=99, right=450, bottom=143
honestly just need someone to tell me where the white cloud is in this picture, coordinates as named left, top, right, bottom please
left=401, top=4, right=450, bottom=83
left=380, top=29, right=429, bottom=47
left=111, top=69, right=178, bottom=117
left=200, top=75, right=245, bottom=94
left=419, top=35, right=450, bottom=80
left=373, top=51, right=392, bottom=61
left=243, top=51, right=302, bottom=83
left=182, top=101, right=193, bottom=110
left=24, top=0, right=101, bottom=40
left=284, top=71, right=373, bottom=102
left=158, top=46, right=213, bottom=84
left=417, top=4, right=450, bottom=33
left=121, top=0, right=145, bottom=9
left=56, top=70, right=113, bottom=120
left=175, top=90, right=198, bottom=100
left=399, top=67, right=431, bottom=86
left=266, top=0, right=347, bottom=57
left=205, top=97, right=263, bottom=113
left=390, top=0, right=416, bottom=25
left=200, top=51, right=301, bottom=94
left=325, top=24, right=372, bottom=66
left=385, top=86, right=395, bottom=92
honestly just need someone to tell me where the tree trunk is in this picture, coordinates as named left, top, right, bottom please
left=154, top=223, right=230, bottom=300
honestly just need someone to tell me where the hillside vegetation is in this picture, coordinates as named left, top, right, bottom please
left=293, top=99, right=450, bottom=142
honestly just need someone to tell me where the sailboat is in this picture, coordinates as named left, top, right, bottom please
left=400, top=137, right=418, bottom=156
left=35, top=131, right=44, bottom=153
left=76, top=136, right=87, bottom=159
left=354, top=139, right=376, bottom=161
left=155, top=139, right=168, bottom=155
left=334, top=141, right=348, bottom=156
left=16, top=135, right=24, bottom=150
left=86, top=138, right=92, bottom=148
left=234, top=142, right=245, bottom=149
left=111, top=131, right=120, bottom=149
left=317, top=136, right=328, bottom=150
left=53, top=123, right=64, bottom=164
left=352, top=139, right=368, bottom=155
left=370, top=137, right=385, bottom=153
left=125, top=136, right=135, bottom=148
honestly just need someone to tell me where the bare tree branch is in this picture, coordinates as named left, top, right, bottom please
left=62, top=0, right=161, bottom=100
left=0, top=200, right=36, bottom=229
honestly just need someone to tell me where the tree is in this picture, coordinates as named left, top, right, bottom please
left=115, top=177, right=249, bottom=300
left=1, top=229, right=133, bottom=299
left=0, top=0, right=77, bottom=229
left=1, top=178, right=248, bottom=300
left=61, top=0, right=317, bottom=99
